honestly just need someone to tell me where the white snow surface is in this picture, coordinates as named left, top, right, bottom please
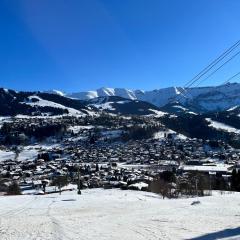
left=148, top=109, right=167, bottom=117
left=0, top=189, right=240, bottom=240
left=91, top=102, right=116, bottom=111
left=17, top=146, right=39, bottom=161
left=154, top=129, right=187, bottom=140
left=206, top=118, right=240, bottom=134
left=227, top=105, right=239, bottom=111
left=68, top=125, right=94, bottom=134
left=0, top=150, right=15, bottom=161
left=0, top=144, right=60, bottom=162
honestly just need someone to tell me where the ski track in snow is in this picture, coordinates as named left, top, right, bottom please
left=0, top=189, right=240, bottom=240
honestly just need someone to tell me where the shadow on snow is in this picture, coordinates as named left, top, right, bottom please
left=188, top=227, right=240, bottom=240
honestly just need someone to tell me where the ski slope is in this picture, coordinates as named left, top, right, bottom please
left=206, top=118, right=240, bottom=134
left=0, top=189, right=240, bottom=240
left=23, top=96, right=84, bottom=116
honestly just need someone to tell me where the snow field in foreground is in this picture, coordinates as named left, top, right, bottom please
left=0, top=189, right=240, bottom=240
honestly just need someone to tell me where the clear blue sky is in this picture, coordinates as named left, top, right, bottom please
left=1, top=0, right=240, bottom=92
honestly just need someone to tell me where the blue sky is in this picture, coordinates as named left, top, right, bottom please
left=1, top=0, right=240, bottom=92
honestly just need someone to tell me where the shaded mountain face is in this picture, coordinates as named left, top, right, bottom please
left=66, top=83, right=240, bottom=113
left=159, top=102, right=198, bottom=116
left=83, top=96, right=166, bottom=116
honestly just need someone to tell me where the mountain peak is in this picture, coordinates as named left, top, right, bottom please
left=64, top=83, right=240, bottom=112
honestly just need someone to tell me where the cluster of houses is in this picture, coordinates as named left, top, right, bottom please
left=0, top=115, right=240, bottom=195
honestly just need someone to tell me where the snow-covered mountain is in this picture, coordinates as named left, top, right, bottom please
left=0, top=88, right=166, bottom=117
left=66, top=83, right=240, bottom=112
left=2, top=82, right=240, bottom=117
left=0, top=88, right=94, bottom=117
left=68, top=87, right=137, bottom=100
left=84, top=96, right=166, bottom=116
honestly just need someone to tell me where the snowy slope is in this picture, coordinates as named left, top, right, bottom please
left=0, top=88, right=96, bottom=117
left=0, top=189, right=240, bottom=240
left=85, top=96, right=166, bottom=115
left=160, top=101, right=198, bottom=115
left=206, top=118, right=240, bottom=134
left=0, top=149, right=15, bottom=162
left=22, top=96, right=83, bottom=116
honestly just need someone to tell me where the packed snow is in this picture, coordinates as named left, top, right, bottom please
left=0, top=189, right=240, bottom=240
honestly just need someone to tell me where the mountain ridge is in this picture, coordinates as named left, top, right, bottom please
left=65, top=83, right=240, bottom=112
left=0, top=88, right=165, bottom=117
left=2, top=82, right=240, bottom=115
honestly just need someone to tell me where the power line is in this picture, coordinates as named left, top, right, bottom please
left=221, top=71, right=240, bottom=86
left=177, top=69, right=240, bottom=105
left=183, top=40, right=240, bottom=89
left=174, top=40, right=240, bottom=101
left=175, top=41, right=240, bottom=103
left=194, top=49, right=240, bottom=87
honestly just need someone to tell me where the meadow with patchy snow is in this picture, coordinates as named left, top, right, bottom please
left=0, top=189, right=240, bottom=240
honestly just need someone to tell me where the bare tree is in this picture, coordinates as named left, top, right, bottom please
left=149, top=178, right=172, bottom=199
left=52, top=176, right=68, bottom=194
left=7, top=181, right=21, bottom=195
